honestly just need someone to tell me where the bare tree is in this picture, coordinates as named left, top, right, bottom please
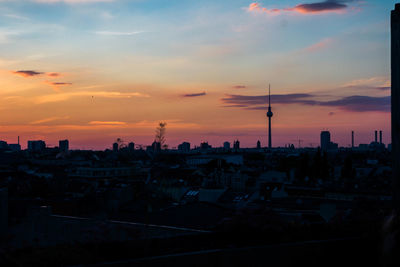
left=155, top=122, right=168, bottom=149
left=115, top=138, right=126, bottom=149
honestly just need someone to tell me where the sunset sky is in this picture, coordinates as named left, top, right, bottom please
left=0, top=0, right=395, bottom=149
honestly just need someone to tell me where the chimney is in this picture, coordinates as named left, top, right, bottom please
left=18, top=136, right=19, bottom=145
left=375, top=130, right=378, bottom=143
left=351, top=131, right=354, bottom=148
left=380, top=130, right=383, bottom=144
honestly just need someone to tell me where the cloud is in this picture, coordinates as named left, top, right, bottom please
left=89, top=121, right=126, bottom=125
left=13, top=70, right=44, bottom=77
left=36, top=91, right=150, bottom=104
left=222, top=93, right=317, bottom=106
left=30, top=116, right=70, bottom=125
left=33, top=0, right=114, bottom=3
left=47, top=72, right=60, bottom=77
left=320, top=95, right=390, bottom=112
left=305, top=38, right=333, bottom=52
left=247, top=1, right=351, bottom=15
left=94, top=31, right=145, bottom=36
left=344, top=76, right=391, bottom=88
left=182, top=92, right=206, bottom=97
left=233, top=85, right=247, bottom=89
left=3, top=13, right=30, bottom=20
left=45, top=81, right=73, bottom=91
left=221, top=93, right=390, bottom=112
left=46, top=81, right=72, bottom=86
left=291, top=0, right=348, bottom=14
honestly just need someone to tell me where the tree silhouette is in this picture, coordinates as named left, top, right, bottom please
left=155, top=122, right=168, bottom=149
left=115, top=138, right=126, bottom=149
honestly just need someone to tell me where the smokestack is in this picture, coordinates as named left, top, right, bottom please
left=380, top=130, right=383, bottom=144
left=18, top=136, right=19, bottom=145
left=375, top=130, right=378, bottom=143
left=352, top=131, right=354, bottom=148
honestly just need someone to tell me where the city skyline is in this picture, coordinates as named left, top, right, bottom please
left=0, top=0, right=394, bottom=149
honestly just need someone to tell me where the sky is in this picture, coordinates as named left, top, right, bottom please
left=0, top=0, right=396, bottom=149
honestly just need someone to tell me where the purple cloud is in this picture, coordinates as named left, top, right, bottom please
left=13, top=70, right=44, bottom=77
left=182, top=92, right=206, bottom=97
left=221, top=93, right=390, bottom=112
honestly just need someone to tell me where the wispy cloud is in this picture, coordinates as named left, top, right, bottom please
left=89, top=121, right=126, bottom=125
left=233, top=85, right=247, bottom=89
left=47, top=72, right=61, bottom=77
left=13, top=70, right=44, bottom=77
left=182, top=92, right=206, bottom=97
left=344, top=76, right=391, bottom=88
left=247, top=1, right=351, bottom=15
left=33, top=0, right=114, bottom=4
left=94, top=31, right=145, bottom=36
left=30, top=116, right=70, bottom=125
left=45, top=81, right=72, bottom=86
left=36, top=91, right=150, bottom=104
left=3, top=13, right=30, bottom=21
left=305, top=38, right=333, bottom=52
left=45, top=81, right=73, bottom=91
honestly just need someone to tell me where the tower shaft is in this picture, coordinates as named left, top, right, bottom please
left=268, top=116, right=272, bottom=149
left=266, top=84, right=273, bottom=149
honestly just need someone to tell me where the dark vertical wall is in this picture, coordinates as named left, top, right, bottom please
left=392, top=4, right=400, bottom=207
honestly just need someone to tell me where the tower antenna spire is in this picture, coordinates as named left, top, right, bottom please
left=268, top=84, right=271, bottom=108
left=267, top=84, right=273, bottom=149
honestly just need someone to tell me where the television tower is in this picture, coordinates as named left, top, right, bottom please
left=267, top=84, right=273, bottom=149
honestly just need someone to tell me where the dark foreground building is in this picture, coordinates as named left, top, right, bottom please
left=392, top=3, right=400, bottom=208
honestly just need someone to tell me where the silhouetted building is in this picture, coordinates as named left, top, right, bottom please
left=0, top=188, right=7, bottom=236
left=380, top=130, right=383, bottom=144
left=352, top=131, right=354, bottom=148
left=233, top=140, right=240, bottom=150
left=27, top=140, right=46, bottom=152
left=59, top=139, right=69, bottom=152
left=266, top=85, right=273, bottom=149
left=178, top=142, right=190, bottom=152
left=128, top=142, right=135, bottom=151
left=257, top=140, right=261, bottom=149
left=113, top=142, right=118, bottom=152
left=8, top=144, right=21, bottom=151
left=8, top=136, right=20, bottom=151
left=375, top=130, right=378, bottom=143
left=392, top=3, right=400, bottom=206
left=223, top=141, right=230, bottom=150
left=0, top=141, right=8, bottom=150
left=320, top=131, right=331, bottom=151
left=321, top=131, right=338, bottom=152
left=151, top=141, right=161, bottom=153
left=200, top=142, right=211, bottom=150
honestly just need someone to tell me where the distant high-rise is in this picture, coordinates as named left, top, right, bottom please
left=320, top=131, right=331, bottom=151
left=392, top=3, right=400, bottom=206
left=380, top=130, right=383, bottom=144
left=375, top=130, right=378, bottom=143
left=266, top=84, right=273, bottom=149
left=0, top=188, right=7, bottom=236
left=112, top=142, right=118, bottom=152
left=223, top=141, right=230, bottom=150
left=351, top=131, right=354, bottom=148
left=59, top=139, right=69, bottom=152
left=128, top=142, right=135, bottom=151
left=178, top=142, right=190, bottom=152
left=27, top=140, right=46, bottom=152
left=233, top=140, right=240, bottom=150
left=257, top=140, right=261, bottom=149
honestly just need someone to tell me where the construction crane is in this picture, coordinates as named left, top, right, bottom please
left=291, top=139, right=304, bottom=148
